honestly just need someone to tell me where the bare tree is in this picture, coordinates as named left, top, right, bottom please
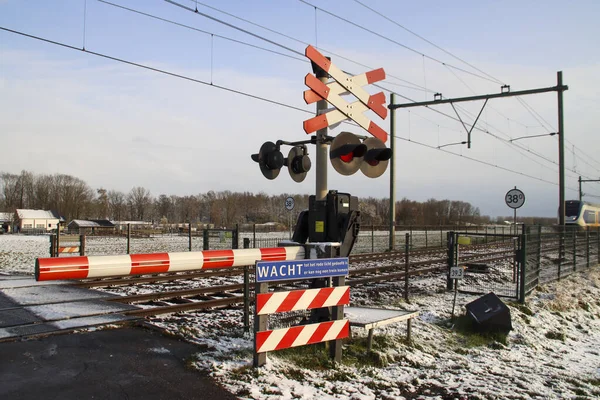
left=127, top=187, right=153, bottom=221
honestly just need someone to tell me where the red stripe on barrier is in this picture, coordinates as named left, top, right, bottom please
left=337, top=320, right=350, bottom=339
left=203, top=249, right=235, bottom=268
left=130, top=253, right=170, bottom=275
left=308, top=320, right=334, bottom=345
left=255, top=330, right=272, bottom=353
left=36, top=256, right=89, bottom=281
left=274, top=325, right=303, bottom=351
left=259, top=247, right=288, bottom=262
left=365, top=68, right=386, bottom=84
left=276, top=290, right=304, bottom=313
left=256, top=293, right=274, bottom=315
left=307, top=287, right=334, bottom=309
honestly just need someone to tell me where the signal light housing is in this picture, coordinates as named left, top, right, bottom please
left=330, top=132, right=391, bottom=178
left=251, top=141, right=284, bottom=180
left=287, top=146, right=311, bottom=182
left=330, top=132, right=367, bottom=176
left=361, top=137, right=392, bottom=178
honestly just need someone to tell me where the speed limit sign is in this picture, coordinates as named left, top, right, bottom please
left=285, top=197, right=295, bottom=211
left=505, top=188, right=525, bottom=209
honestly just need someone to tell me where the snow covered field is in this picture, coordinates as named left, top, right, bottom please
left=1, top=234, right=599, bottom=399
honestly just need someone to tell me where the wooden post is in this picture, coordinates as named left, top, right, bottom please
left=329, top=275, right=344, bottom=363
left=253, top=281, right=269, bottom=367
left=244, top=266, right=250, bottom=333
left=80, top=234, right=86, bottom=256
left=203, top=229, right=209, bottom=251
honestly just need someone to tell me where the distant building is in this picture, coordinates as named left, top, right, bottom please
left=0, top=212, right=13, bottom=233
left=67, top=219, right=115, bottom=234
left=16, top=209, right=64, bottom=233
left=112, top=221, right=153, bottom=231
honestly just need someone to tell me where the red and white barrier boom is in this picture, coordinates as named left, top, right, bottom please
left=35, top=247, right=305, bottom=281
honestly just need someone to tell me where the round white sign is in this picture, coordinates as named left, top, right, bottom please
left=285, top=197, right=295, bottom=211
left=505, top=188, right=525, bottom=209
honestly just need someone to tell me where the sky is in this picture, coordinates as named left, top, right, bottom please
left=1, top=0, right=599, bottom=218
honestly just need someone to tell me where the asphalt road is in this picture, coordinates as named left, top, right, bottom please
left=0, top=325, right=239, bottom=400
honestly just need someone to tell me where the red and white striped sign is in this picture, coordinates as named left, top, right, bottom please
left=256, top=286, right=350, bottom=315
left=57, top=246, right=80, bottom=253
left=35, top=246, right=305, bottom=281
left=256, top=319, right=349, bottom=353
left=303, top=45, right=388, bottom=142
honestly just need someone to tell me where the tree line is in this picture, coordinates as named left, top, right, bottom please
left=1, top=170, right=543, bottom=227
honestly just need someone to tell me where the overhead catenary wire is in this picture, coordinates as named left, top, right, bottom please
left=171, top=0, right=600, bottom=176
left=298, top=0, right=504, bottom=85
left=0, top=26, right=312, bottom=115
left=351, top=0, right=506, bottom=86
left=0, top=25, right=578, bottom=194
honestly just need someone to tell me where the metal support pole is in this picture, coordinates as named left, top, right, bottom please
left=579, top=176, right=582, bottom=202
left=233, top=224, right=239, bottom=250
left=315, top=63, right=329, bottom=201
left=371, top=224, right=374, bottom=253
left=329, top=275, right=344, bottom=363
left=188, top=222, right=192, bottom=251
left=536, top=225, right=542, bottom=287
left=389, top=92, right=396, bottom=250
left=558, top=71, right=566, bottom=227
left=49, top=234, right=56, bottom=257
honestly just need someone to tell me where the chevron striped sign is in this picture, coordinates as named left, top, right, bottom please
left=256, top=286, right=350, bottom=315
left=256, top=319, right=349, bottom=353
left=303, top=45, right=388, bottom=142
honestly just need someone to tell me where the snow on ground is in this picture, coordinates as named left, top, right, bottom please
left=143, top=269, right=600, bottom=400
left=2, top=234, right=600, bottom=399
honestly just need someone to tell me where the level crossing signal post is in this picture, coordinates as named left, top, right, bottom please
left=249, top=45, right=391, bottom=366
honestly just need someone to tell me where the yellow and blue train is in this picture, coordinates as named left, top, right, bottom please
left=565, top=200, right=600, bottom=229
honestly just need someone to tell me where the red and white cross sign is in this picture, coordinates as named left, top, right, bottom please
left=302, top=45, right=388, bottom=142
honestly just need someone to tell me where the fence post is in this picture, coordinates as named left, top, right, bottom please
left=409, top=226, right=413, bottom=249
left=80, top=234, right=86, bottom=256
left=425, top=227, right=428, bottom=248
left=536, top=225, right=541, bottom=286
left=404, top=233, right=410, bottom=301
left=440, top=227, right=443, bottom=248
left=253, top=224, right=256, bottom=248
left=233, top=224, right=239, bottom=250
left=597, top=227, right=600, bottom=266
left=243, top=237, right=250, bottom=333
left=557, top=227, right=563, bottom=280
left=371, top=224, right=374, bottom=253
left=56, top=226, right=60, bottom=257
left=188, top=222, right=192, bottom=251
left=573, top=230, right=577, bottom=272
left=203, top=229, right=209, bottom=251
left=586, top=229, right=590, bottom=268
left=518, top=224, right=527, bottom=303
left=446, top=232, right=455, bottom=290
left=127, top=224, right=131, bottom=254
left=49, top=234, right=56, bottom=257
left=253, top=281, right=269, bottom=367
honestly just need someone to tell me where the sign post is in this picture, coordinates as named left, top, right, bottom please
left=505, top=187, right=526, bottom=235
left=253, top=257, right=350, bottom=367
left=451, top=235, right=470, bottom=319
left=285, top=196, right=294, bottom=238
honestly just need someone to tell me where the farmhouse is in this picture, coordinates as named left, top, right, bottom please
left=15, top=209, right=64, bottom=232
left=0, top=212, right=12, bottom=233
left=67, top=219, right=115, bottom=234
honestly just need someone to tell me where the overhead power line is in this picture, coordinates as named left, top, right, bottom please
left=298, top=0, right=504, bottom=85
left=0, top=26, right=311, bottom=115
left=351, top=0, right=505, bottom=85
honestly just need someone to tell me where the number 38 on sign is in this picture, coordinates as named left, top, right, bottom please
left=450, top=267, right=464, bottom=280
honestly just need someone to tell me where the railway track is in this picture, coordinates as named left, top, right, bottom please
left=94, top=243, right=517, bottom=318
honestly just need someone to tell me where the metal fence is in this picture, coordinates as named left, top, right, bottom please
left=523, top=226, right=600, bottom=298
